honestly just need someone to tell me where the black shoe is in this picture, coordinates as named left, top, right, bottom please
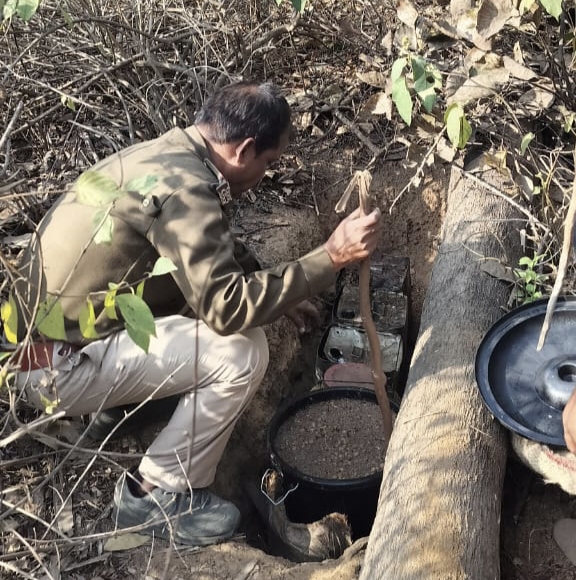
left=112, top=471, right=241, bottom=546
left=84, top=395, right=180, bottom=442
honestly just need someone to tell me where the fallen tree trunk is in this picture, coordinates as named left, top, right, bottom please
left=360, top=160, right=523, bottom=580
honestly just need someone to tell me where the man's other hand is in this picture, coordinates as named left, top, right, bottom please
left=285, top=300, right=321, bottom=335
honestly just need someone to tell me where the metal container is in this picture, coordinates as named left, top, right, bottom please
left=315, top=323, right=403, bottom=384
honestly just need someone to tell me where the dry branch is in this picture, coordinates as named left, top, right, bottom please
left=537, top=148, right=576, bottom=350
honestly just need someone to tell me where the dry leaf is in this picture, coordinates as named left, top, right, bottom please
left=286, top=93, right=314, bottom=111
left=483, top=149, right=508, bottom=173
left=359, top=53, right=385, bottom=67
left=396, top=0, right=418, bottom=29
left=356, top=71, right=388, bottom=89
left=513, top=41, right=525, bottom=64
left=104, top=532, right=149, bottom=551
left=503, top=55, right=537, bottom=80
left=480, top=259, right=515, bottom=282
left=437, top=137, right=457, bottom=162
left=465, top=47, right=490, bottom=67
left=514, top=171, right=535, bottom=201
left=381, top=31, right=393, bottom=55
left=370, top=92, right=393, bottom=117
left=476, top=0, right=521, bottom=40
left=0, top=518, right=19, bottom=533
left=445, top=69, right=468, bottom=98
left=516, top=84, right=555, bottom=117
left=339, top=18, right=359, bottom=38
left=447, top=68, right=510, bottom=105
left=446, top=9, right=493, bottom=51
left=300, top=111, right=312, bottom=129
left=450, top=0, right=474, bottom=19
left=311, top=125, right=324, bottom=137
left=416, top=126, right=435, bottom=140
left=394, top=23, right=420, bottom=51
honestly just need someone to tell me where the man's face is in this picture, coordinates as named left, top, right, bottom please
left=227, top=129, right=290, bottom=196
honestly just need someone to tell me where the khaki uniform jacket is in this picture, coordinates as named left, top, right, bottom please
left=15, top=127, right=335, bottom=343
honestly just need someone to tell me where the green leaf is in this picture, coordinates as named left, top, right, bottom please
left=125, top=323, right=150, bottom=353
left=93, top=210, right=114, bottom=245
left=136, top=281, right=145, bottom=299
left=79, top=298, right=99, bottom=339
left=125, top=175, right=158, bottom=196
left=60, top=94, right=76, bottom=111
left=39, top=393, right=59, bottom=415
left=1, top=294, right=18, bottom=344
left=390, top=57, right=408, bottom=83
left=414, top=70, right=438, bottom=113
left=104, top=288, right=118, bottom=320
left=116, top=293, right=156, bottom=342
left=15, top=0, right=39, bottom=20
left=520, top=132, right=535, bottom=155
left=539, top=0, right=562, bottom=19
left=519, top=0, right=536, bottom=13
left=60, top=4, right=73, bottom=26
left=518, top=256, right=533, bottom=266
left=391, top=76, right=413, bottom=126
left=151, top=257, right=178, bottom=277
left=444, top=103, right=471, bottom=149
left=75, top=171, right=123, bottom=207
left=35, top=297, right=67, bottom=341
left=289, top=0, right=306, bottom=12
left=2, top=0, right=18, bottom=19
left=428, top=65, right=443, bottom=90
left=411, top=56, right=427, bottom=82
left=116, top=293, right=156, bottom=352
left=416, top=85, right=437, bottom=113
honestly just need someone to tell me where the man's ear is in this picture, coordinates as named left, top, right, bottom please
left=235, top=137, right=256, bottom=165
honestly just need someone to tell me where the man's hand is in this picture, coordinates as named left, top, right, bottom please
left=323, top=207, right=382, bottom=271
left=285, top=300, right=321, bottom=335
left=563, top=388, right=576, bottom=453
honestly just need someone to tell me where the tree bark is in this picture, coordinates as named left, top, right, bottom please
left=360, top=160, right=522, bottom=580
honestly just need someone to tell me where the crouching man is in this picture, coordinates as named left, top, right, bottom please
left=11, top=81, right=382, bottom=545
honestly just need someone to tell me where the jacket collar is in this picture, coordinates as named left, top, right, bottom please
left=183, top=125, right=231, bottom=202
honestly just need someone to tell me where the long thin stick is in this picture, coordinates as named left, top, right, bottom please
left=537, top=148, right=576, bottom=350
left=0, top=101, right=24, bottom=153
left=356, top=171, right=394, bottom=449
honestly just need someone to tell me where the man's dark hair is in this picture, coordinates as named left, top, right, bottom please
left=195, top=81, right=291, bottom=155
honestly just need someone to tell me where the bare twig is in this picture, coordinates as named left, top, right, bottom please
left=332, top=109, right=382, bottom=157
left=389, top=127, right=446, bottom=212
left=0, top=100, right=24, bottom=153
left=537, top=148, right=576, bottom=350
left=453, top=165, right=551, bottom=238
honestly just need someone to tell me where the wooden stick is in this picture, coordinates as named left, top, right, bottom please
left=537, top=148, right=576, bottom=350
left=356, top=171, right=394, bottom=448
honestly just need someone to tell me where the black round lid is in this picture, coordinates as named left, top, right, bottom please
left=476, top=297, right=576, bottom=447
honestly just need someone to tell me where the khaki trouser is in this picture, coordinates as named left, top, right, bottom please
left=15, top=315, right=269, bottom=492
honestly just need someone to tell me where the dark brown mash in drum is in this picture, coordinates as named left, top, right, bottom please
left=273, top=397, right=386, bottom=480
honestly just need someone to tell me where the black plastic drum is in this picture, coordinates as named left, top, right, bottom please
left=476, top=297, right=576, bottom=447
